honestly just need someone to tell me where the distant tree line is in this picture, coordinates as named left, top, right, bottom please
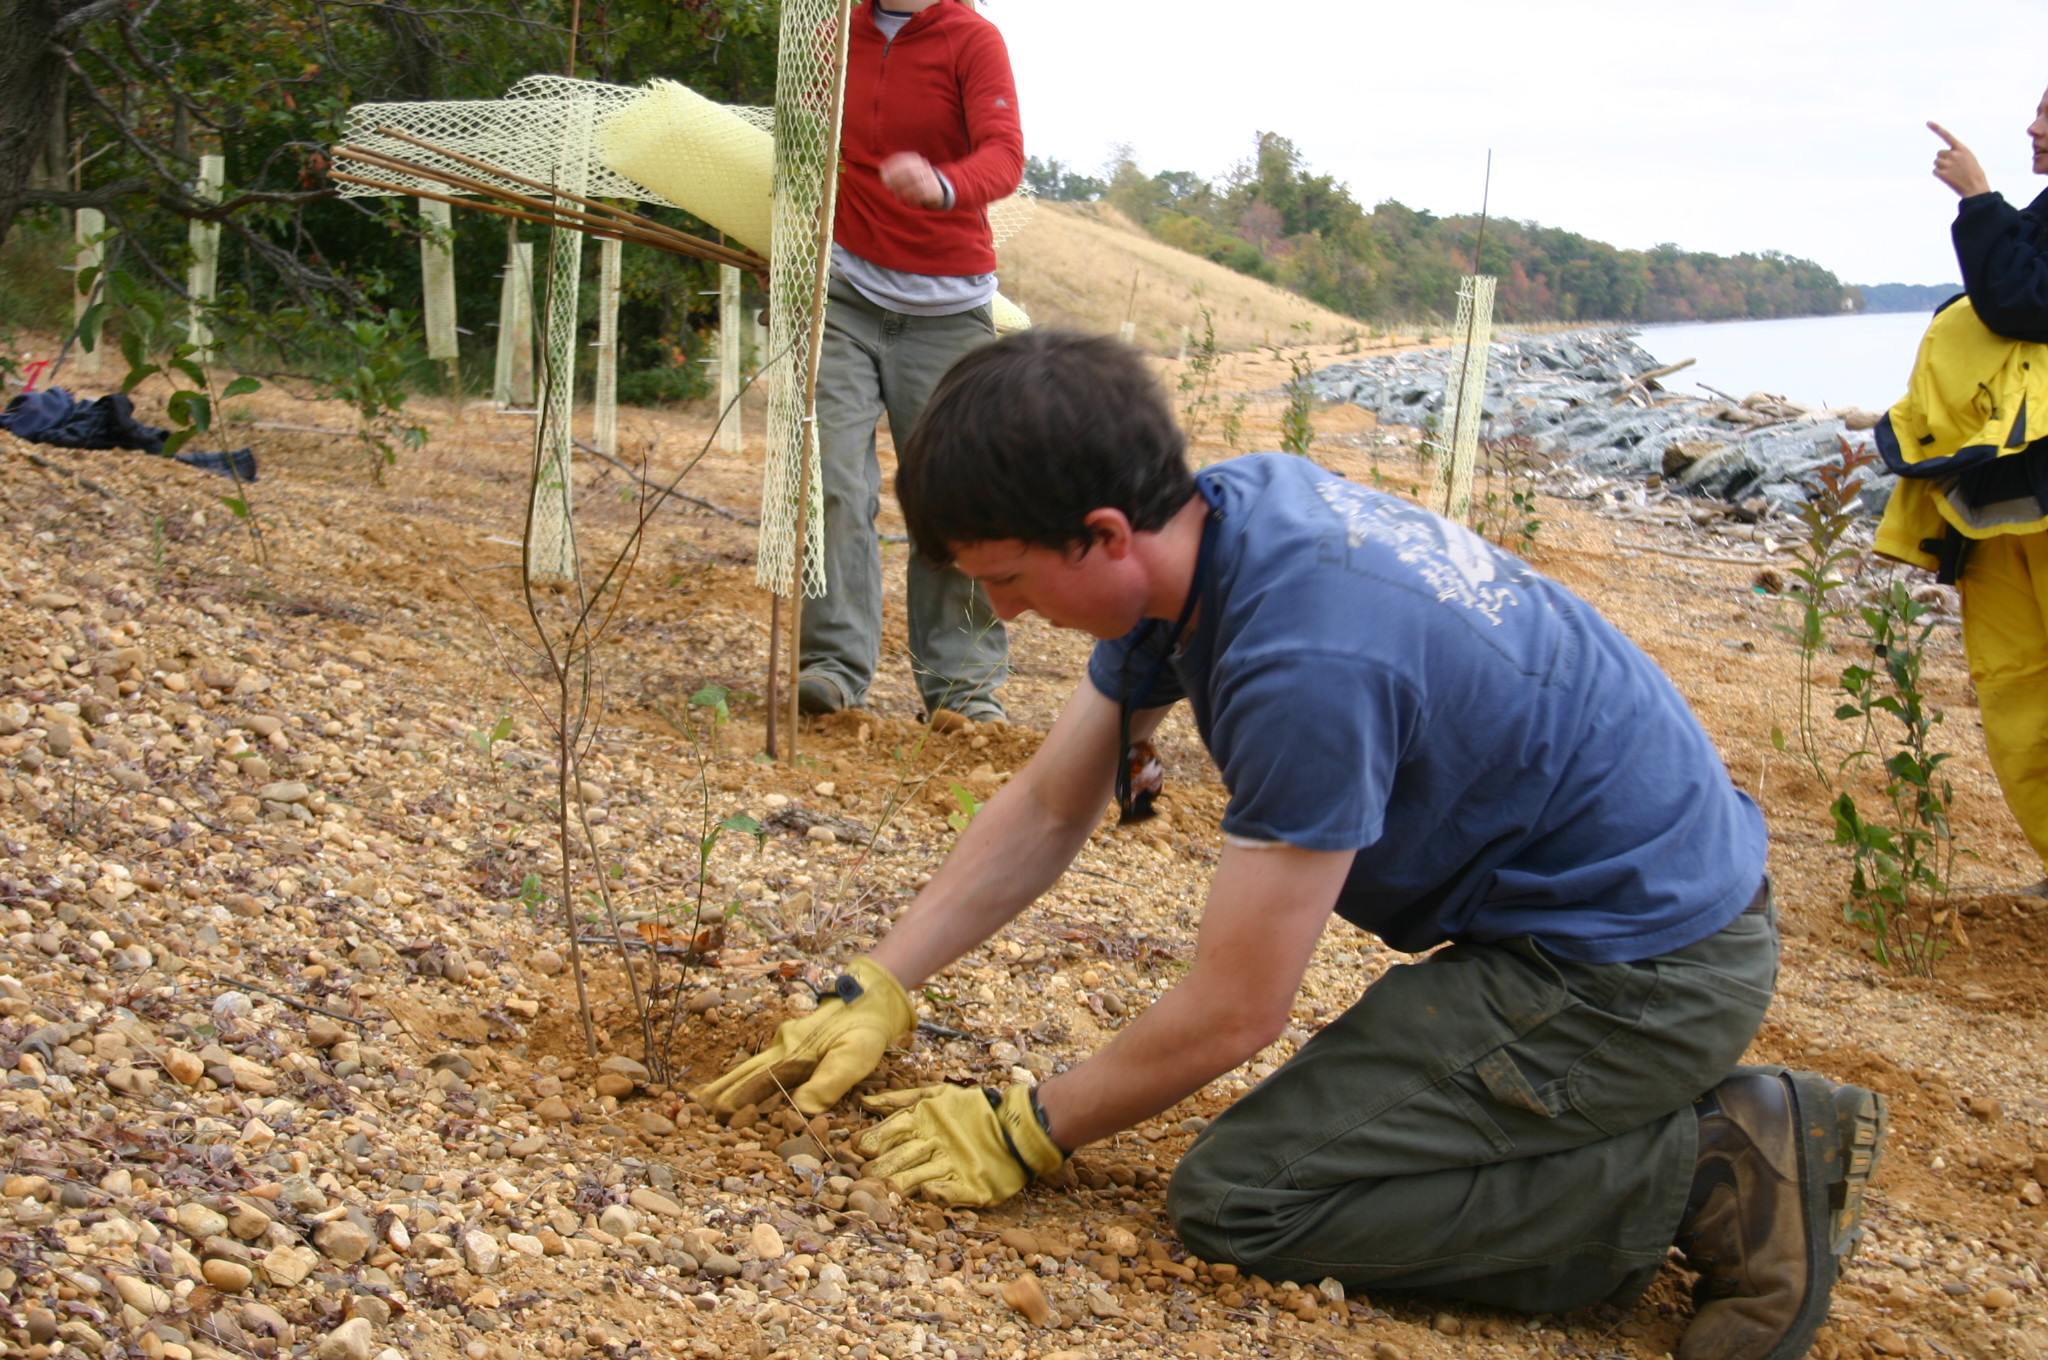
left=1851, top=282, right=1963, bottom=314
left=1028, top=136, right=1853, bottom=325
left=0, top=0, right=779, bottom=400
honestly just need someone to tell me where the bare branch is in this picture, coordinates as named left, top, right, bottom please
left=51, top=0, right=128, bottom=38
left=20, top=177, right=148, bottom=208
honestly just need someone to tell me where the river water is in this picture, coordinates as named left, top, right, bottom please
left=1629, top=309, right=1949, bottom=414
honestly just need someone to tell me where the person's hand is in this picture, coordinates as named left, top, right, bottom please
left=880, top=151, right=947, bottom=209
left=1929, top=122, right=1992, bottom=198
left=854, top=1083, right=1065, bottom=1206
left=694, top=956, right=915, bottom=1117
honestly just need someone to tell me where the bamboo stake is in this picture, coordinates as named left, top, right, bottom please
left=331, top=150, right=765, bottom=275
left=331, top=171, right=685, bottom=255
left=765, top=594, right=781, bottom=759
left=363, top=126, right=769, bottom=273
left=786, top=0, right=856, bottom=762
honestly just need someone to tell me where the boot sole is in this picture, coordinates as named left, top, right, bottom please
left=1780, top=1070, right=1884, bottom=1360
left=1716, top=1066, right=1882, bottom=1360
left=1825, top=1080, right=1886, bottom=1262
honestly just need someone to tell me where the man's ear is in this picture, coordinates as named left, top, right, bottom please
left=1080, top=508, right=1136, bottom=560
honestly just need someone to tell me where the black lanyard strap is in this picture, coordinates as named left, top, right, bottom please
left=1114, top=506, right=1215, bottom=821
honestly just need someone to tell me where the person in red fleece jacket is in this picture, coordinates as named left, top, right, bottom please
left=797, top=0, right=1023, bottom=727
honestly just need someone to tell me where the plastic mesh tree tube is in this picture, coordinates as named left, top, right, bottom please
left=419, top=198, right=458, bottom=363
left=594, top=230, right=623, bottom=458
left=1431, top=274, right=1496, bottom=523
left=187, top=155, right=223, bottom=362
left=757, top=0, right=852, bottom=603
left=524, top=88, right=595, bottom=585
left=492, top=231, right=535, bottom=407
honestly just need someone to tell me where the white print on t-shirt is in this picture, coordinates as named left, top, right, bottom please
left=1314, top=478, right=1522, bottom=626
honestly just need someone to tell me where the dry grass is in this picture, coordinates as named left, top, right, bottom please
left=997, top=201, right=1360, bottom=354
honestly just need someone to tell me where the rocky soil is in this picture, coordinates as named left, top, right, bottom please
left=0, top=353, right=2045, bottom=1360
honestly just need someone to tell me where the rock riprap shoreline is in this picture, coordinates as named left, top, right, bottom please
left=1310, top=330, right=1891, bottom=510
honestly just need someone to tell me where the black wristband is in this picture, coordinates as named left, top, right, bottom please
left=818, top=972, right=864, bottom=1005
left=984, top=1087, right=1037, bottom=1177
left=1029, top=1086, right=1071, bottom=1159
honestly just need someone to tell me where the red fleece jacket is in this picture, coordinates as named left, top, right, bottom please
left=833, top=0, right=1023, bottom=278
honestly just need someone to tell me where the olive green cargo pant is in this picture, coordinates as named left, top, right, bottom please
left=1168, top=892, right=1778, bottom=1314
left=800, top=273, right=1007, bottom=718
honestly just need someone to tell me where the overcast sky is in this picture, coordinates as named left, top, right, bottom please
left=989, top=0, right=2044, bottom=288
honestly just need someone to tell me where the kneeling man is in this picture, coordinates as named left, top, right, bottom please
left=700, top=330, right=1884, bottom=1360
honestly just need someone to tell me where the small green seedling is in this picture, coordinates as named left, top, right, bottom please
left=946, top=781, right=983, bottom=835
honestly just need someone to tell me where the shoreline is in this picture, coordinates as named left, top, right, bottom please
left=1309, top=327, right=1890, bottom=510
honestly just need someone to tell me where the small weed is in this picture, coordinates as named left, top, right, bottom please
left=1473, top=435, right=1545, bottom=554
left=469, top=712, right=515, bottom=764
left=1220, top=393, right=1250, bottom=452
left=1278, top=322, right=1316, bottom=459
left=96, top=264, right=268, bottom=564
left=1773, top=437, right=1878, bottom=789
left=1829, top=578, right=1963, bottom=974
left=1176, top=305, right=1224, bottom=444
left=945, top=781, right=983, bottom=836
left=332, top=312, right=428, bottom=484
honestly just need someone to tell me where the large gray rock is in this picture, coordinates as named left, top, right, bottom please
left=1308, top=328, right=1888, bottom=512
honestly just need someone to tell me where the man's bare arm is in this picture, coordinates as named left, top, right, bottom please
left=1032, top=840, right=1354, bottom=1150
left=869, top=684, right=1164, bottom=989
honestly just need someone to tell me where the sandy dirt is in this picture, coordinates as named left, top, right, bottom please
left=1, top=356, right=2045, bottom=1360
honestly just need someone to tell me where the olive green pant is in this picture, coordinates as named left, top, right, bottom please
left=1168, top=894, right=1778, bottom=1314
left=800, top=273, right=1007, bottom=718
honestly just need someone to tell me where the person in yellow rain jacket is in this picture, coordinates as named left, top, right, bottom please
left=1875, top=98, right=2048, bottom=888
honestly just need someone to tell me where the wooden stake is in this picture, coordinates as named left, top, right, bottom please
left=329, top=154, right=765, bottom=276
left=718, top=264, right=744, bottom=454
left=765, top=593, right=781, bottom=759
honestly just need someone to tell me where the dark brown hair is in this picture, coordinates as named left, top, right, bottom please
left=896, top=329, right=1194, bottom=564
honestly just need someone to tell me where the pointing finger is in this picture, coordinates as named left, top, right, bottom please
left=1928, top=121, right=1963, bottom=150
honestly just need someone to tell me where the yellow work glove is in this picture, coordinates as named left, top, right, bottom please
left=695, top=956, right=914, bottom=1117
left=854, top=1082, right=1066, bottom=1207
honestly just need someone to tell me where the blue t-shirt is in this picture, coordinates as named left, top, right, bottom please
left=1086, top=454, right=1767, bottom=964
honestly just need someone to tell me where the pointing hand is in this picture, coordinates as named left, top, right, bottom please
left=1929, top=121, right=1991, bottom=198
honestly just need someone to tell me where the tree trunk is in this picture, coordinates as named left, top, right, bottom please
left=372, top=2, right=439, bottom=100
left=0, top=0, right=68, bottom=241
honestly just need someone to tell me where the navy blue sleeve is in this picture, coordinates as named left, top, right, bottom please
left=1954, top=188, right=2048, bottom=343
left=1085, top=625, right=1188, bottom=710
left=1208, top=646, right=1409, bottom=852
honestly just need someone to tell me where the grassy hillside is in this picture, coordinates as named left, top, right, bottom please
left=997, top=201, right=1361, bottom=354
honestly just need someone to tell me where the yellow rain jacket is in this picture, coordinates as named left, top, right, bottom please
left=1875, top=295, right=2048, bottom=867
left=1874, top=296, right=2048, bottom=572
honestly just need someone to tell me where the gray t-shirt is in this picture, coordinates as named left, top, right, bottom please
left=872, top=3, right=914, bottom=39
left=833, top=244, right=996, bottom=316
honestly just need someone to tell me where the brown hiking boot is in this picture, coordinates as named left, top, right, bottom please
left=1674, top=1068, right=1886, bottom=1360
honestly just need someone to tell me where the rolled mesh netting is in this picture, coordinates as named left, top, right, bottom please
left=596, top=80, right=775, bottom=252
left=333, top=75, right=772, bottom=211
left=335, top=65, right=1036, bottom=595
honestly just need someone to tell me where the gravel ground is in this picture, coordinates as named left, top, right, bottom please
left=1, top=369, right=2044, bottom=1360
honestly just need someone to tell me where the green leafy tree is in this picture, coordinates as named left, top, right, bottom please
left=4, top=0, right=782, bottom=400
